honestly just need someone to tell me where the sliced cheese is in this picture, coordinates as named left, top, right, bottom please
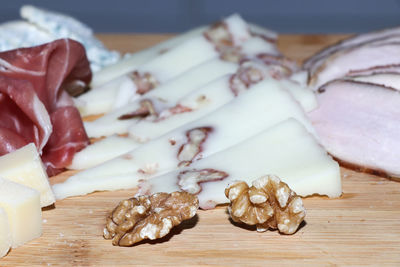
left=84, top=58, right=238, bottom=137
left=0, top=207, right=11, bottom=258
left=0, top=143, right=55, bottom=207
left=53, top=79, right=316, bottom=200
left=139, top=119, right=341, bottom=209
left=0, top=178, right=42, bottom=248
left=68, top=135, right=139, bottom=170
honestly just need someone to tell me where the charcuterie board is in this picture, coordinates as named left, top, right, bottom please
left=1, top=34, right=399, bottom=266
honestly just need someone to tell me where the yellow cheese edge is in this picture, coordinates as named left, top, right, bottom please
left=0, top=143, right=55, bottom=207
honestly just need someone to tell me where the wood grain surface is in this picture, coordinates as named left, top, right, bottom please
left=1, top=34, right=399, bottom=267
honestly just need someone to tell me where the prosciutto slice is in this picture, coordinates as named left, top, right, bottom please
left=308, top=80, right=400, bottom=178
left=0, top=39, right=91, bottom=176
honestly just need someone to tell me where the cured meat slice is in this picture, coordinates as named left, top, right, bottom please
left=346, top=73, right=400, bottom=90
left=53, top=79, right=315, bottom=199
left=308, top=80, right=400, bottom=178
left=0, top=39, right=91, bottom=175
left=346, top=64, right=400, bottom=77
left=308, top=39, right=400, bottom=89
left=303, top=26, right=400, bottom=74
left=138, top=119, right=341, bottom=209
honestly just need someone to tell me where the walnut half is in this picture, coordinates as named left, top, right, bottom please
left=225, top=175, right=306, bottom=234
left=104, top=192, right=199, bottom=246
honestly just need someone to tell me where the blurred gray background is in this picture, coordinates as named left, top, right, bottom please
left=1, top=0, right=400, bottom=33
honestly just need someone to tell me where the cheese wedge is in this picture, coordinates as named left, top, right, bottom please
left=0, top=207, right=11, bottom=258
left=0, top=178, right=42, bottom=248
left=0, top=143, right=55, bottom=207
left=139, top=119, right=341, bottom=209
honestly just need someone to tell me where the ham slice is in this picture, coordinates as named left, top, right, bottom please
left=346, top=73, right=400, bottom=90
left=308, top=80, right=400, bottom=179
left=308, top=39, right=400, bottom=89
left=303, top=26, right=400, bottom=75
left=0, top=39, right=91, bottom=176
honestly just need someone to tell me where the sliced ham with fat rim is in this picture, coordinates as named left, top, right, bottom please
left=308, top=37, right=400, bottom=89
left=303, top=26, right=400, bottom=74
left=0, top=39, right=91, bottom=176
left=308, top=80, right=400, bottom=179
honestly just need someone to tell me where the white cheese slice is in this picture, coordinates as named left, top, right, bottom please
left=53, top=78, right=316, bottom=199
left=0, top=207, right=11, bottom=258
left=0, top=178, right=42, bottom=248
left=0, top=143, right=55, bottom=208
left=90, top=25, right=206, bottom=87
left=139, top=119, right=341, bottom=209
left=129, top=71, right=317, bottom=142
left=84, top=59, right=238, bottom=137
left=76, top=75, right=137, bottom=116
left=78, top=35, right=219, bottom=117
left=90, top=13, right=259, bottom=86
left=68, top=135, right=139, bottom=170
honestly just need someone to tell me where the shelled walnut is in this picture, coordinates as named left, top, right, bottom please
left=104, top=192, right=199, bottom=246
left=225, top=175, right=306, bottom=234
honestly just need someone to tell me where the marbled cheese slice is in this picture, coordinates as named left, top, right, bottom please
left=0, top=178, right=42, bottom=248
left=84, top=59, right=238, bottom=137
left=0, top=143, right=55, bottom=208
left=139, top=119, right=341, bottom=209
left=129, top=72, right=317, bottom=142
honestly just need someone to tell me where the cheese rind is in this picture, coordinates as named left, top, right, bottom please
left=0, top=178, right=42, bottom=248
left=0, top=207, right=11, bottom=258
left=0, top=143, right=55, bottom=207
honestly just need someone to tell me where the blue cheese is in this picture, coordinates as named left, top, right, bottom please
left=20, top=5, right=120, bottom=72
left=0, top=21, right=52, bottom=51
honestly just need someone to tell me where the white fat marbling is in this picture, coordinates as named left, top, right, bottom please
left=84, top=59, right=238, bottom=137
left=53, top=79, right=316, bottom=200
left=140, top=119, right=341, bottom=209
left=68, top=135, right=139, bottom=170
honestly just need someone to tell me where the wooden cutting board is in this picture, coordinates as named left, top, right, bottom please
left=1, top=34, right=400, bottom=267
